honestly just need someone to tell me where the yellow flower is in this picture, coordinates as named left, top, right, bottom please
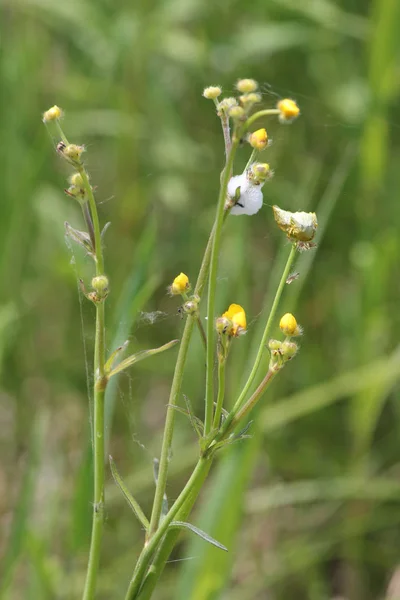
left=279, top=313, right=302, bottom=336
left=249, top=128, right=268, bottom=150
left=222, top=303, right=247, bottom=336
left=42, top=105, right=63, bottom=122
left=236, top=78, right=258, bottom=93
left=277, top=98, right=300, bottom=122
left=170, top=272, right=190, bottom=295
left=203, top=86, right=222, bottom=100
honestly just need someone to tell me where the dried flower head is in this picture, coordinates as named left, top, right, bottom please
left=236, top=79, right=258, bottom=93
left=277, top=98, right=300, bottom=123
left=169, top=272, right=190, bottom=295
left=273, top=206, right=318, bottom=244
left=43, top=105, right=63, bottom=122
left=203, top=86, right=222, bottom=100
left=248, top=128, right=268, bottom=150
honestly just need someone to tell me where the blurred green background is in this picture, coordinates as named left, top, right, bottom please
left=1, top=0, right=400, bottom=598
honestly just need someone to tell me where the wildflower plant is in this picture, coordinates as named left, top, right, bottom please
left=43, top=79, right=316, bottom=600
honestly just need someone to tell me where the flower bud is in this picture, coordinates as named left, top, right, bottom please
left=248, top=128, right=268, bottom=150
left=248, top=162, right=272, bottom=184
left=203, top=86, right=222, bottom=100
left=239, top=93, right=262, bottom=108
left=217, top=97, right=238, bottom=115
left=280, top=340, right=299, bottom=360
left=268, top=339, right=283, bottom=353
left=69, top=172, right=85, bottom=187
left=236, top=79, right=258, bottom=93
left=273, top=206, right=318, bottom=244
left=216, top=316, right=232, bottom=335
left=279, top=313, right=299, bottom=336
left=228, top=106, right=246, bottom=121
left=182, top=295, right=200, bottom=315
left=43, top=105, right=63, bottom=122
left=92, top=275, right=109, bottom=300
left=57, top=142, right=85, bottom=166
left=170, top=272, right=190, bottom=295
left=277, top=98, right=300, bottom=123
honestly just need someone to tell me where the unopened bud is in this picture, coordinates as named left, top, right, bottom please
left=43, top=105, right=63, bottom=122
left=248, top=162, right=272, bottom=184
left=57, top=142, right=85, bottom=166
left=277, top=98, right=300, bottom=123
left=182, top=295, right=200, bottom=315
left=248, top=128, right=268, bottom=150
left=228, top=106, right=246, bottom=121
left=236, top=79, right=258, bottom=93
left=92, top=275, right=109, bottom=299
left=170, top=272, right=190, bottom=296
left=280, top=340, right=299, bottom=360
left=69, top=172, right=85, bottom=187
left=239, top=93, right=262, bottom=108
left=216, top=316, right=232, bottom=335
left=217, top=97, right=238, bottom=115
left=203, top=86, right=222, bottom=100
left=279, top=313, right=299, bottom=336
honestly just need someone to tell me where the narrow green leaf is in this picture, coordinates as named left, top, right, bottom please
left=107, top=339, right=179, bottom=378
left=109, top=456, right=149, bottom=530
left=104, top=340, right=129, bottom=374
left=170, top=521, right=228, bottom=552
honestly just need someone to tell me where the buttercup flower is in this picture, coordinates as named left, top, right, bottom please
left=169, top=272, right=190, bottom=295
left=222, top=303, right=247, bottom=337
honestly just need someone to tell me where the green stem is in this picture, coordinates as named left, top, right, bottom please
left=244, top=108, right=280, bottom=130
left=148, top=203, right=231, bottom=540
left=226, top=368, right=278, bottom=434
left=53, top=121, right=108, bottom=600
left=204, top=135, right=240, bottom=435
left=245, top=148, right=258, bottom=171
left=125, top=457, right=212, bottom=600
left=212, top=359, right=226, bottom=430
left=219, top=243, right=297, bottom=437
left=147, top=315, right=196, bottom=538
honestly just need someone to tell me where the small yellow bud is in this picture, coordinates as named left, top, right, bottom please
left=268, top=339, right=283, bottom=352
left=279, top=313, right=301, bottom=336
left=239, top=93, right=262, bottom=107
left=228, top=106, right=246, bottom=121
left=57, top=142, right=85, bottom=166
left=248, top=128, right=268, bottom=150
left=236, top=79, right=258, bottom=93
left=277, top=98, right=300, bottom=123
left=217, top=97, right=238, bottom=115
left=248, top=162, right=272, bottom=184
left=69, top=172, right=85, bottom=187
left=170, top=272, right=190, bottom=295
left=222, top=303, right=246, bottom=337
left=42, top=105, right=63, bottom=122
left=203, top=86, right=222, bottom=100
